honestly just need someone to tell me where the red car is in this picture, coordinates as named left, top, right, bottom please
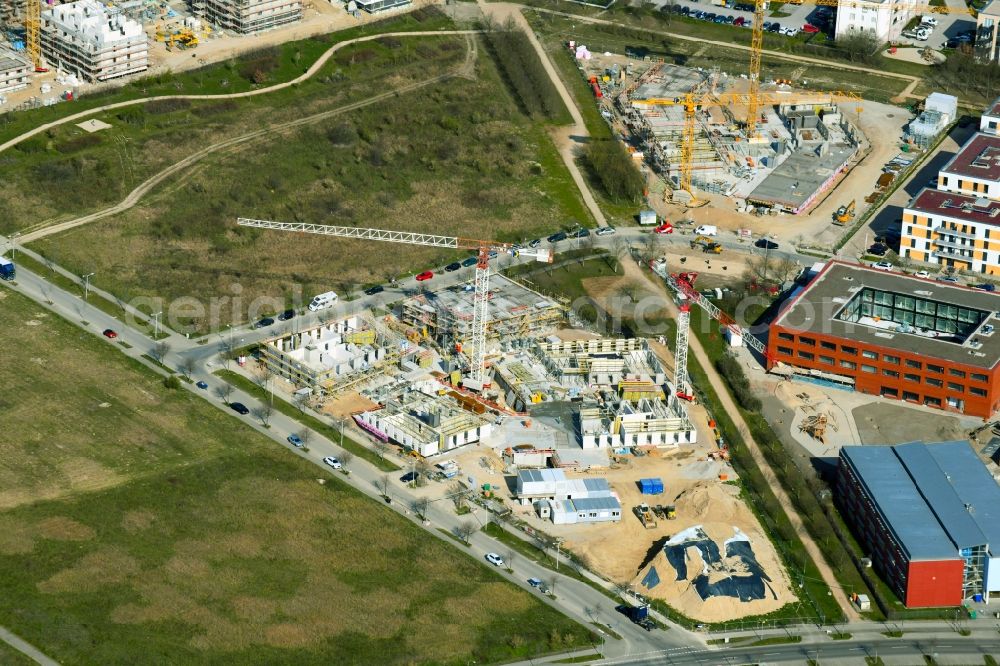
left=102, top=329, right=118, bottom=339
left=802, top=23, right=819, bottom=33
left=415, top=271, right=434, bottom=282
left=654, top=222, right=674, bottom=234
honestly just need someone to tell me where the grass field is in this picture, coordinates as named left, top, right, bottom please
left=0, top=287, right=591, bottom=663
left=23, top=32, right=593, bottom=332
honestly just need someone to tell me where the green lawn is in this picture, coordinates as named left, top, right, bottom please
left=0, top=641, right=36, bottom=666
left=0, top=287, right=591, bottom=663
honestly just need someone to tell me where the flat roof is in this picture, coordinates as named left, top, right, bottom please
left=773, top=261, right=1000, bottom=369
left=748, top=143, right=854, bottom=209
left=558, top=495, right=621, bottom=513
left=909, top=187, right=1000, bottom=227
left=841, top=442, right=1000, bottom=559
left=940, top=132, right=1000, bottom=182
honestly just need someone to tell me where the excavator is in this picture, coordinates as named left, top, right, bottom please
left=690, top=235, right=722, bottom=254
left=834, top=200, right=856, bottom=226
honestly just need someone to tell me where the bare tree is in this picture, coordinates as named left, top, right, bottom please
left=546, top=576, right=557, bottom=596
left=505, top=549, right=516, bottom=572
left=374, top=440, right=389, bottom=460
left=180, top=357, right=197, bottom=379
left=448, top=482, right=468, bottom=511
left=217, top=383, right=234, bottom=404
left=297, top=429, right=313, bottom=448
left=152, top=341, right=171, bottom=363
left=293, top=391, right=310, bottom=412
left=254, top=403, right=274, bottom=427
left=611, top=237, right=631, bottom=273
left=377, top=474, right=391, bottom=500
left=411, top=496, right=430, bottom=520
left=255, top=367, right=274, bottom=389
left=453, top=521, right=477, bottom=543
left=338, top=450, right=354, bottom=468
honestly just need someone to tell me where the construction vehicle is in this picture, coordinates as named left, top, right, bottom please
left=237, top=218, right=553, bottom=392
left=834, top=200, right=856, bottom=225
left=665, top=504, right=677, bottom=520
left=634, top=503, right=657, bottom=529
left=690, top=236, right=722, bottom=254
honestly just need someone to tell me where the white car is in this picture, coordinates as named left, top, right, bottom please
left=596, top=226, right=617, bottom=236
left=322, top=456, right=342, bottom=469
left=485, top=552, right=505, bottom=567
left=694, top=225, right=718, bottom=236
left=921, top=16, right=938, bottom=26
left=871, top=261, right=894, bottom=271
left=915, top=270, right=930, bottom=279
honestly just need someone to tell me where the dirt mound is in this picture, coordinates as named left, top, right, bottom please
left=673, top=481, right=742, bottom=523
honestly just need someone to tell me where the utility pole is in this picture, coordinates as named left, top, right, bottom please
left=8, top=232, right=20, bottom=258
left=82, top=272, right=95, bottom=300
left=152, top=311, right=162, bottom=340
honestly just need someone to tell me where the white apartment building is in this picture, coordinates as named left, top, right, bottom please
left=40, top=0, right=148, bottom=82
left=0, top=49, right=31, bottom=94
left=201, top=0, right=302, bottom=34
left=976, top=0, right=1000, bottom=63
left=835, top=0, right=917, bottom=43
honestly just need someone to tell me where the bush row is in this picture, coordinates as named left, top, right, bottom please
left=483, top=20, right=565, bottom=120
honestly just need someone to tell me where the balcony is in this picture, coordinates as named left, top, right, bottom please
left=932, top=237, right=977, bottom=253
left=932, top=226, right=979, bottom=241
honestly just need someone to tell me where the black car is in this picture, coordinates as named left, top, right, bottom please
left=570, top=228, right=590, bottom=238
left=365, top=285, right=385, bottom=295
left=230, top=402, right=250, bottom=415
left=945, top=38, right=959, bottom=49
left=445, top=262, right=462, bottom=272
left=461, top=256, right=479, bottom=267
left=547, top=231, right=568, bottom=243
left=253, top=317, right=275, bottom=329
left=400, top=471, right=420, bottom=483
left=868, top=243, right=888, bottom=256
left=277, top=308, right=295, bottom=321
left=767, top=22, right=781, bottom=32
left=754, top=238, right=779, bottom=250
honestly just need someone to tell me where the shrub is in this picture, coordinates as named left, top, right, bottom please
left=483, top=19, right=566, bottom=121
left=585, top=140, right=645, bottom=204
left=163, top=375, right=182, bottom=390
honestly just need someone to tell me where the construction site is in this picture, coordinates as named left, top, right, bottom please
left=581, top=50, right=865, bottom=214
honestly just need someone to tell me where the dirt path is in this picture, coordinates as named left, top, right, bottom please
left=0, top=29, right=478, bottom=157
left=476, top=1, right=608, bottom=228
left=636, top=255, right=859, bottom=621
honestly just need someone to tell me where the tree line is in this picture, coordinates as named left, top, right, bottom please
left=483, top=19, right=566, bottom=121
left=585, top=139, right=645, bottom=204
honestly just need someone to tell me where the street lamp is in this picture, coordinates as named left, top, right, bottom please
left=152, top=311, right=162, bottom=340
left=82, top=272, right=95, bottom=300
left=8, top=232, right=20, bottom=258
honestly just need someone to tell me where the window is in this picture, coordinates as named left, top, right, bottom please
left=819, top=355, right=835, bottom=365
left=840, top=360, right=857, bottom=370
left=799, top=336, right=816, bottom=346
left=971, top=387, right=988, bottom=397
left=948, top=382, right=964, bottom=392
left=905, top=359, right=922, bottom=369
left=883, top=355, right=900, bottom=365
left=972, top=372, right=989, bottom=383
left=927, top=364, right=944, bottom=374
left=903, top=391, right=919, bottom=402
left=821, top=341, right=837, bottom=350
left=861, top=364, right=877, bottom=374
left=841, top=345, right=857, bottom=355
left=883, top=369, right=899, bottom=378
left=798, top=351, right=815, bottom=360
left=862, top=350, right=878, bottom=360
left=925, top=396, right=942, bottom=407
left=949, top=368, right=966, bottom=378
left=926, top=377, right=943, bottom=387
left=905, top=373, right=921, bottom=383
left=778, top=346, right=793, bottom=356
left=778, top=332, right=794, bottom=341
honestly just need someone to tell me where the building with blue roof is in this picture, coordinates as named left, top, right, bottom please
left=837, top=441, right=1000, bottom=607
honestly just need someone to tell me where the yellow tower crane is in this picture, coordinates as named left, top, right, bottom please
left=25, top=0, right=46, bottom=71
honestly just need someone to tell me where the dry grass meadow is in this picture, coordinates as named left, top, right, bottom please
left=0, top=289, right=590, bottom=664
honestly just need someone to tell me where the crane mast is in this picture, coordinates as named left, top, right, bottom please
left=235, top=218, right=552, bottom=392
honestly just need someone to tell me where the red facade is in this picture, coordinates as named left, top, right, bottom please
left=906, top=560, right=964, bottom=607
left=767, top=324, right=1000, bottom=419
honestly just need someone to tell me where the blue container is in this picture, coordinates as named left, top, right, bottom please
left=973, top=594, right=984, bottom=603
left=639, top=478, right=664, bottom=495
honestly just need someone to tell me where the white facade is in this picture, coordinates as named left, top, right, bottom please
left=41, top=0, right=148, bottom=82
left=835, top=0, right=916, bottom=43
left=0, top=50, right=30, bottom=94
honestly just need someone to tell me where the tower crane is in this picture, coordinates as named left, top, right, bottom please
left=25, top=0, right=46, bottom=72
left=673, top=303, right=693, bottom=402
left=235, top=217, right=554, bottom=392
left=638, top=89, right=862, bottom=204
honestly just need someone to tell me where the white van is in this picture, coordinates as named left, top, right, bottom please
left=695, top=225, right=718, bottom=236
left=307, top=291, right=339, bottom=312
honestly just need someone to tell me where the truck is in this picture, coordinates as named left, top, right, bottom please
left=616, top=604, right=655, bottom=631
left=0, top=257, right=15, bottom=281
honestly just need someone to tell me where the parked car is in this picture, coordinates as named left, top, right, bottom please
left=734, top=16, right=746, bottom=26
left=915, top=270, right=931, bottom=279
left=445, top=262, right=462, bottom=272
left=767, top=22, right=781, bottom=32
left=654, top=222, right=674, bottom=234
left=570, top=228, right=590, bottom=238
left=230, top=402, right=250, bottom=415
left=400, top=471, right=420, bottom=483
left=416, top=271, right=434, bottom=282
left=754, top=238, right=779, bottom=250
left=277, top=308, right=296, bottom=321
left=937, top=275, right=960, bottom=284
left=973, top=283, right=997, bottom=292
left=871, top=261, right=894, bottom=271
left=596, top=226, right=617, bottom=236
left=102, top=329, right=118, bottom=339
left=253, top=317, right=275, bottom=329
left=365, top=285, right=385, bottom=295
left=802, top=23, right=819, bottom=33
left=547, top=231, right=568, bottom=243
left=945, top=38, right=960, bottom=49
left=196, top=380, right=209, bottom=390
left=461, top=256, right=479, bottom=268
left=868, top=243, right=888, bottom=256
left=485, top=553, right=505, bottom=567
left=528, top=238, right=542, bottom=248
left=287, top=434, right=304, bottom=447
left=695, top=225, right=718, bottom=236
left=323, top=456, right=342, bottom=469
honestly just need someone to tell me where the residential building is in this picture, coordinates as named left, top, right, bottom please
left=981, top=96, right=1000, bottom=135
left=0, top=49, right=30, bottom=94
left=767, top=261, right=1000, bottom=418
left=837, top=441, right=1000, bottom=607
left=976, top=0, right=1000, bottom=63
left=40, top=0, right=148, bottom=82
left=200, top=0, right=302, bottom=34
left=834, top=0, right=916, bottom=44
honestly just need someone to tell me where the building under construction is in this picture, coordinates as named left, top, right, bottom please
left=400, top=275, right=565, bottom=351
left=40, top=0, right=148, bottom=82
left=199, top=0, right=302, bottom=34
left=0, top=48, right=30, bottom=93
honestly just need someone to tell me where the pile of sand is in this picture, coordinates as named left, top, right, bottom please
left=673, top=481, right=743, bottom=523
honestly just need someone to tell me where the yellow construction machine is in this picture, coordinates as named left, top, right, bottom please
left=690, top=235, right=722, bottom=254
left=834, top=200, right=856, bottom=225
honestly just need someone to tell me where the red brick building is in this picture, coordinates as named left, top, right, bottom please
left=767, top=261, right=1000, bottom=419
